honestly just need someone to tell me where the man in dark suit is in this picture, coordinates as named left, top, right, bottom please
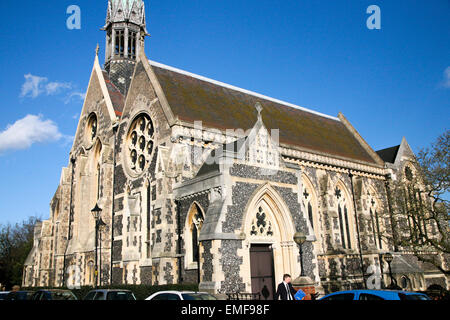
left=274, top=274, right=297, bottom=300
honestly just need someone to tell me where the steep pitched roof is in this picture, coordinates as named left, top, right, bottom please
left=149, top=61, right=378, bottom=165
left=376, top=145, right=400, bottom=164
left=102, top=71, right=125, bottom=116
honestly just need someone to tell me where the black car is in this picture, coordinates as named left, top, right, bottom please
left=6, top=291, right=34, bottom=301
left=31, top=289, right=78, bottom=300
left=0, top=292, right=10, bottom=300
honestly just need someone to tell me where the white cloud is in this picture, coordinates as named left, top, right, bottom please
left=442, top=67, right=450, bottom=88
left=45, top=81, right=72, bottom=95
left=20, top=74, right=73, bottom=98
left=65, top=91, right=86, bottom=105
left=20, top=74, right=47, bottom=98
left=0, top=114, right=63, bottom=154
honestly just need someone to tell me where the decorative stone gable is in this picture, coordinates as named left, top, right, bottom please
left=245, top=103, right=281, bottom=173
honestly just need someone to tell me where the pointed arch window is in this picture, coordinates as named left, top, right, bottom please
left=128, top=30, right=137, bottom=59
left=115, top=29, right=125, bottom=57
left=191, top=207, right=204, bottom=263
left=86, top=113, right=98, bottom=144
left=369, top=195, right=383, bottom=250
left=335, top=186, right=352, bottom=249
left=302, top=188, right=314, bottom=231
left=87, top=261, right=94, bottom=285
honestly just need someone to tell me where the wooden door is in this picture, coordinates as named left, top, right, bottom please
left=250, top=244, right=275, bottom=300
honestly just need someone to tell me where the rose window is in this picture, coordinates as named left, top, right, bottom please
left=127, top=114, right=154, bottom=174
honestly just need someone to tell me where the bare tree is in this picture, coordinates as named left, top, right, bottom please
left=388, top=130, right=449, bottom=275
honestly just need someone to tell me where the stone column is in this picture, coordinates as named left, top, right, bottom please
left=124, top=26, right=129, bottom=58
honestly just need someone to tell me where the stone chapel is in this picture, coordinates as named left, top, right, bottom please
left=23, top=0, right=449, bottom=296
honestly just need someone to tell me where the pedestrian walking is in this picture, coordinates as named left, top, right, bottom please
left=275, top=274, right=297, bottom=300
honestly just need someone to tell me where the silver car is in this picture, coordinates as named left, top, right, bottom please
left=146, top=291, right=218, bottom=300
left=84, top=289, right=136, bottom=300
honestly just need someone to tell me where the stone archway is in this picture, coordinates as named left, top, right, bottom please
left=241, top=183, right=299, bottom=297
left=184, top=202, right=205, bottom=273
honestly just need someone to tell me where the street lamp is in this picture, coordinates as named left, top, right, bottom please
left=293, top=232, right=307, bottom=276
left=91, top=203, right=106, bottom=288
left=383, top=252, right=395, bottom=289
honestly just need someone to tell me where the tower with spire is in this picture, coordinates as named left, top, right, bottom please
left=103, top=0, right=148, bottom=95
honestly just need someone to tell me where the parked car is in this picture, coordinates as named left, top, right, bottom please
left=5, top=291, right=34, bottom=301
left=31, top=289, right=78, bottom=300
left=83, top=289, right=136, bottom=301
left=0, top=291, right=10, bottom=300
left=146, top=291, right=218, bottom=301
left=319, top=289, right=430, bottom=301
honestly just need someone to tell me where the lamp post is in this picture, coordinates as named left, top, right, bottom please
left=91, top=203, right=106, bottom=288
left=383, top=252, right=395, bottom=289
left=292, top=231, right=316, bottom=300
left=293, top=232, right=307, bottom=276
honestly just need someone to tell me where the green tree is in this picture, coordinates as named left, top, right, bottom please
left=0, top=216, right=40, bottom=289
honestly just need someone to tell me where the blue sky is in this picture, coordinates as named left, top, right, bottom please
left=0, top=0, right=448, bottom=225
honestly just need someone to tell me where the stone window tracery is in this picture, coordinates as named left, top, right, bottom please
left=250, top=206, right=274, bottom=237
left=336, top=185, right=352, bottom=249
left=126, top=114, right=154, bottom=175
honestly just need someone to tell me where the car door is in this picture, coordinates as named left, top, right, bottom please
left=94, top=291, right=106, bottom=300
left=84, top=291, right=97, bottom=300
left=31, top=291, right=42, bottom=300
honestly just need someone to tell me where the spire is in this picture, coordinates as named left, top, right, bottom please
left=103, top=0, right=148, bottom=96
left=105, top=0, right=147, bottom=31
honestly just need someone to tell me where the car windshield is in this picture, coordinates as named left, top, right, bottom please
left=51, top=291, right=77, bottom=300
left=107, top=291, right=136, bottom=300
left=181, top=293, right=217, bottom=300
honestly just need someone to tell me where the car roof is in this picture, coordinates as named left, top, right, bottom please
left=89, top=289, right=132, bottom=292
left=37, top=289, right=73, bottom=293
left=151, top=291, right=210, bottom=295
left=324, top=289, right=426, bottom=295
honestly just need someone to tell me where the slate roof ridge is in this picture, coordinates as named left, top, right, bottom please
left=149, top=60, right=340, bottom=122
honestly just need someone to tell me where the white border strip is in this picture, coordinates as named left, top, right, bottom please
left=149, top=60, right=340, bottom=121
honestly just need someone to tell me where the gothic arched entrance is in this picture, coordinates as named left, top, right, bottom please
left=242, top=184, right=298, bottom=299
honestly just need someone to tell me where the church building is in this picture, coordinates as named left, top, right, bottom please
left=23, top=0, right=449, bottom=296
